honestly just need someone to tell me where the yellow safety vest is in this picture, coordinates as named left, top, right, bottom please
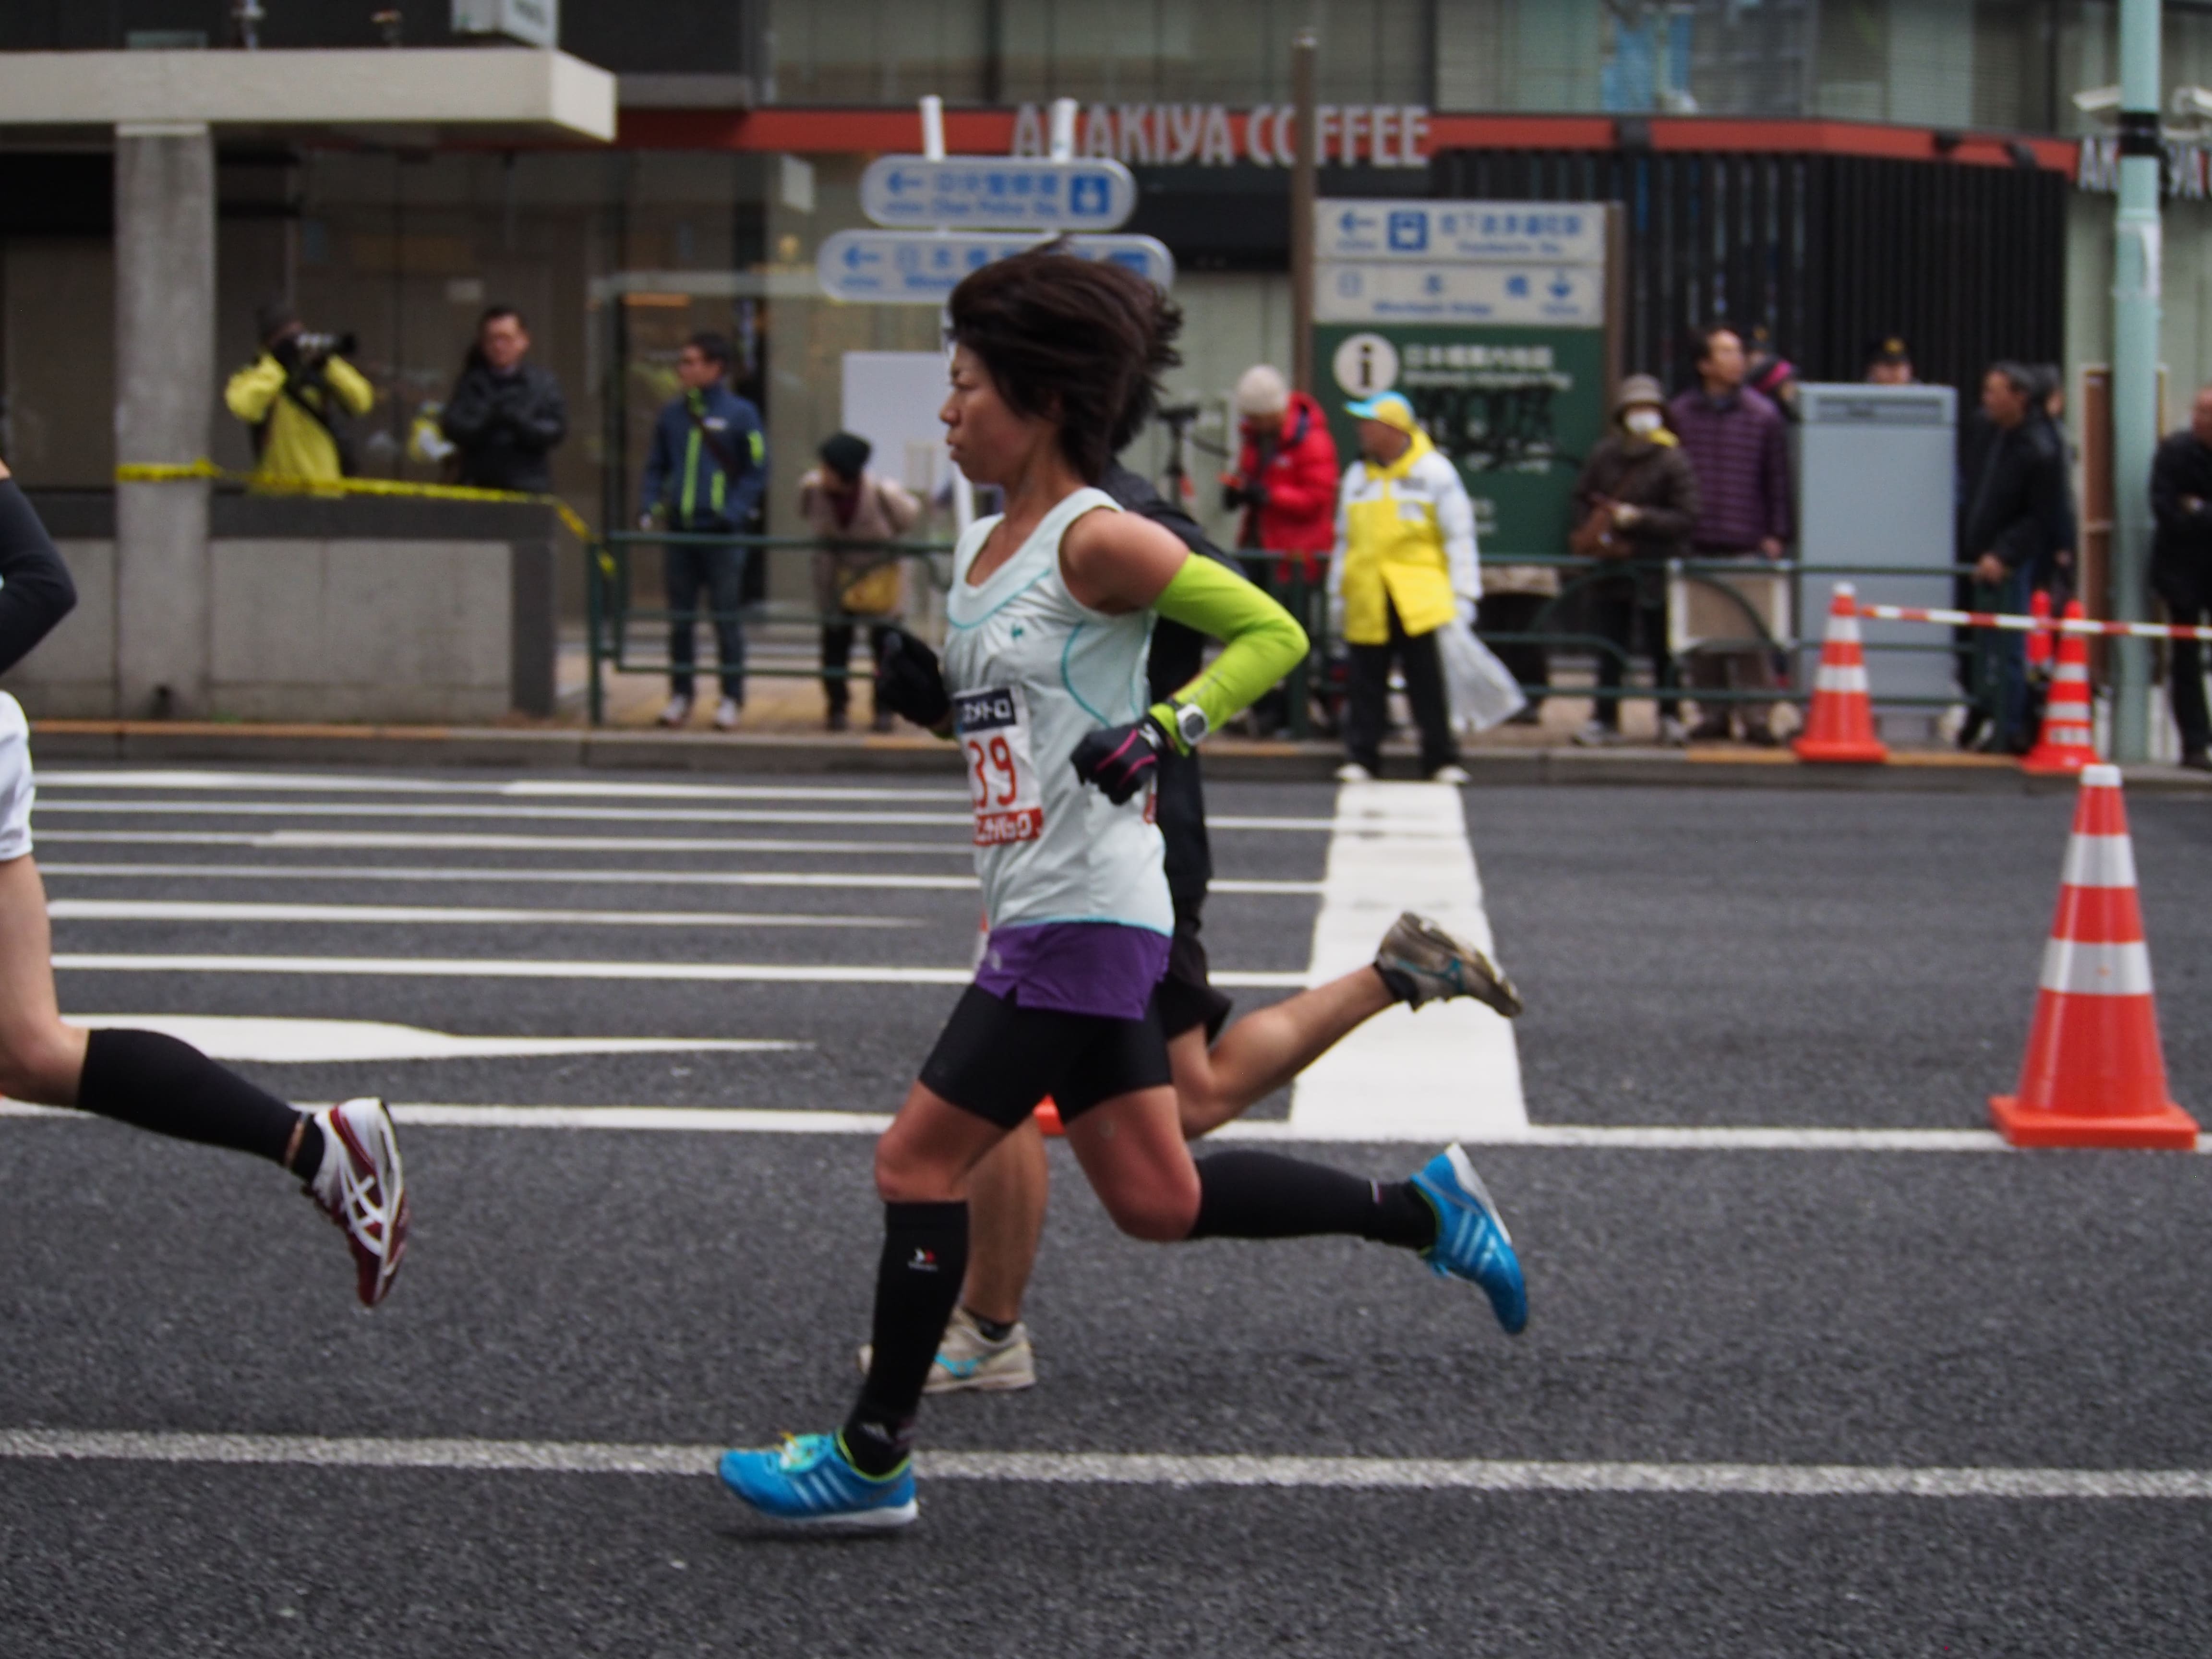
left=1336, top=431, right=1462, bottom=645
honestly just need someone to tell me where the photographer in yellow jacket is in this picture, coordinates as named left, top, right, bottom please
left=224, top=301, right=374, bottom=487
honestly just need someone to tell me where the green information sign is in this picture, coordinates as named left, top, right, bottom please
left=1313, top=324, right=1608, bottom=561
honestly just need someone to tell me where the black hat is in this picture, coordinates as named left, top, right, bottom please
left=1865, top=335, right=1911, bottom=367
left=819, top=432, right=871, bottom=480
left=256, top=299, right=300, bottom=345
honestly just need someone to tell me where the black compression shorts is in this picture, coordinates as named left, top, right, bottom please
left=920, top=986, right=1172, bottom=1129
left=1156, top=902, right=1235, bottom=1044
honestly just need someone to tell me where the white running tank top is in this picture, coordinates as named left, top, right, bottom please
left=941, top=487, right=1170, bottom=938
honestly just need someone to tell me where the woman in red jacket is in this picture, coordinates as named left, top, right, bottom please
left=1223, top=365, right=1339, bottom=731
left=1226, top=364, right=1341, bottom=574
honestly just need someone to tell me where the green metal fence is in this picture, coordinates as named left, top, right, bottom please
left=584, top=530, right=955, bottom=726
left=582, top=531, right=1982, bottom=730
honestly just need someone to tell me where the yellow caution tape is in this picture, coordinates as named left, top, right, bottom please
left=116, top=460, right=601, bottom=566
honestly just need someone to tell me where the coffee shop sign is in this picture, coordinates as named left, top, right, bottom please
left=2076, top=132, right=2212, bottom=199
left=1010, top=102, right=1431, bottom=169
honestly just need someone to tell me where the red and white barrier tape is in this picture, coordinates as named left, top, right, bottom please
left=1851, top=601, right=2212, bottom=643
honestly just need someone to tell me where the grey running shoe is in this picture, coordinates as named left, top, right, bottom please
left=856, top=1305, right=1037, bottom=1394
left=1375, top=912, right=1524, bottom=1018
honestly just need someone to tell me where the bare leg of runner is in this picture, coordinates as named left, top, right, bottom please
left=0, top=854, right=89, bottom=1104
left=0, top=853, right=411, bottom=1305
left=1171, top=965, right=1394, bottom=1139
left=947, top=964, right=1394, bottom=1319
left=959, top=1114, right=1047, bottom=1324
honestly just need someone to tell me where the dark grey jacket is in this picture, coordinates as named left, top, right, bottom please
left=441, top=360, right=568, bottom=494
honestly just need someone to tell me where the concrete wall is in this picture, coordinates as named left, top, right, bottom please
left=6, top=495, right=557, bottom=724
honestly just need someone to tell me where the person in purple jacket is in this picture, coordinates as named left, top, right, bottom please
left=1667, top=325, right=1792, bottom=744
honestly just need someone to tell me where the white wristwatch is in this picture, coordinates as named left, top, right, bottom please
left=1168, top=700, right=1210, bottom=749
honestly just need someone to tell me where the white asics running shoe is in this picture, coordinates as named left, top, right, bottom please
left=306, top=1098, right=410, bottom=1306
left=856, top=1305, right=1036, bottom=1394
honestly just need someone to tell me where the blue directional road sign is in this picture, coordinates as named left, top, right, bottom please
left=817, top=230, right=1174, bottom=304
left=860, top=156, right=1137, bottom=231
left=1319, top=199, right=1606, bottom=266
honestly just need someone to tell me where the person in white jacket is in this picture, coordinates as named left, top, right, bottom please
left=1326, top=392, right=1479, bottom=781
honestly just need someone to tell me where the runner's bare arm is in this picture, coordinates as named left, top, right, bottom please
left=1058, top=506, right=1189, bottom=613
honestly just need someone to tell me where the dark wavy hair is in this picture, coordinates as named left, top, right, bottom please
left=946, top=246, right=1182, bottom=483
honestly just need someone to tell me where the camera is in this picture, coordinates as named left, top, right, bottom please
left=292, top=330, right=358, bottom=366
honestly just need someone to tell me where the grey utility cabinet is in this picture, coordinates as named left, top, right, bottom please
left=1791, top=382, right=1959, bottom=740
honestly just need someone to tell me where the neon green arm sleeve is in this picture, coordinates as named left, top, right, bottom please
left=1145, top=554, right=1309, bottom=753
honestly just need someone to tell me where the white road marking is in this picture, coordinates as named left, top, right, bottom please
left=36, top=862, right=1321, bottom=896
left=47, top=899, right=916, bottom=931
left=37, top=769, right=969, bottom=803
left=3, top=1102, right=2127, bottom=1150
left=61, top=1016, right=804, bottom=1064
left=1290, top=781, right=1527, bottom=1140
left=37, top=799, right=976, bottom=828
left=2, top=1427, right=2206, bottom=1500
left=39, top=830, right=976, bottom=857
left=48, top=953, right=1309, bottom=987
left=36, top=799, right=1336, bottom=832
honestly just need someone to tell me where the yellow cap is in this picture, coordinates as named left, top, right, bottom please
left=1345, top=391, right=1418, bottom=434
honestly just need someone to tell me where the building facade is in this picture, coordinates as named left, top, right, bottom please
left=2, top=0, right=2210, bottom=601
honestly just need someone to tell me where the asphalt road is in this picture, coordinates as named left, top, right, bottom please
left=3, top=765, right=2209, bottom=1657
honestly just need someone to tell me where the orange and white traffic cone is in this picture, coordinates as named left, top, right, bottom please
left=1989, top=765, right=2197, bottom=1149
left=1792, top=582, right=1888, bottom=763
left=2021, top=600, right=2099, bottom=775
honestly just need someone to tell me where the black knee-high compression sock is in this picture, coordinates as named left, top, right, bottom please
left=75, top=1029, right=314, bottom=1172
left=844, top=1200, right=968, bottom=1476
left=1188, top=1150, right=1437, bottom=1250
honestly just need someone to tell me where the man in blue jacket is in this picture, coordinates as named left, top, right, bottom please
left=640, top=333, right=766, bottom=730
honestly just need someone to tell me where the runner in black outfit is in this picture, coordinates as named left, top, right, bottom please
left=0, top=460, right=408, bottom=1305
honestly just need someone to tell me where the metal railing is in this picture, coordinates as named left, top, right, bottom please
left=584, top=530, right=955, bottom=726
left=583, top=531, right=1986, bottom=731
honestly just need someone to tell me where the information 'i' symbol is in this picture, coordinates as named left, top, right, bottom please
left=1332, top=331, right=1400, bottom=397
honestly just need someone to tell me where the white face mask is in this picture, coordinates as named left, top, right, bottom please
left=1623, top=408, right=1663, bottom=436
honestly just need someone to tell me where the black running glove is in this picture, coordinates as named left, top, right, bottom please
left=1070, top=715, right=1167, bottom=805
left=874, top=627, right=950, bottom=730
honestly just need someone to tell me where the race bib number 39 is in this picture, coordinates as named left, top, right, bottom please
left=954, top=685, right=1045, bottom=846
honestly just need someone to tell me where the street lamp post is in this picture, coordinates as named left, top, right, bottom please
left=2110, top=0, right=2162, bottom=761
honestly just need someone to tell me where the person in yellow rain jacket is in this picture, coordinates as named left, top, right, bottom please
left=1326, top=391, right=1479, bottom=782
left=223, top=302, right=375, bottom=487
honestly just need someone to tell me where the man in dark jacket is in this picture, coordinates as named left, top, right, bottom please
left=2151, top=384, right=2212, bottom=770
left=1667, top=325, right=1791, bottom=743
left=439, top=306, right=567, bottom=494
left=639, top=332, right=766, bottom=730
left=1569, top=374, right=1701, bottom=745
left=1960, top=362, right=2070, bottom=753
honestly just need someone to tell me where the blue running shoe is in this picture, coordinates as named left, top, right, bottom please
left=1408, top=1144, right=1528, bottom=1335
left=718, top=1432, right=918, bottom=1529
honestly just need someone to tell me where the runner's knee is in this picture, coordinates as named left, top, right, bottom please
left=0, top=1017, right=84, bottom=1105
left=1095, top=1169, right=1202, bottom=1242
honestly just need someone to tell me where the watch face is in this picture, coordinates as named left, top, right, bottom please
left=1176, top=704, right=1209, bottom=745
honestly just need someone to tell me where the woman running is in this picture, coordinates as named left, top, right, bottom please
left=864, top=460, right=1526, bottom=1396
left=0, top=458, right=408, bottom=1305
left=719, top=250, right=1526, bottom=1530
